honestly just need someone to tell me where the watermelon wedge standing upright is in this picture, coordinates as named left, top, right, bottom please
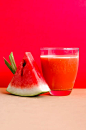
left=6, top=52, right=50, bottom=96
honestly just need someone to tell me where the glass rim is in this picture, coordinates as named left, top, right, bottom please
left=40, top=47, right=79, bottom=51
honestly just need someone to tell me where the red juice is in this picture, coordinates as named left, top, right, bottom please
left=40, top=55, right=79, bottom=95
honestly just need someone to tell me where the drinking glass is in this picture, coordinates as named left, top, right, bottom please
left=40, top=48, right=79, bottom=96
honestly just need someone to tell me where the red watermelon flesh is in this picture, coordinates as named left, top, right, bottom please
left=7, top=52, right=50, bottom=96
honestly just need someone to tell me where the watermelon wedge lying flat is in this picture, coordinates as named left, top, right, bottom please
left=6, top=52, right=50, bottom=96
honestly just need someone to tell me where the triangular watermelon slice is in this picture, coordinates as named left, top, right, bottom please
left=6, top=52, right=50, bottom=96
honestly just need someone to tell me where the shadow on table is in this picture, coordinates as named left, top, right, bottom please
left=0, top=88, right=10, bottom=94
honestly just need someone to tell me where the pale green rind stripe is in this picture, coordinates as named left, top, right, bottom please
left=6, top=84, right=50, bottom=97
left=6, top=88, right=47, bottom=97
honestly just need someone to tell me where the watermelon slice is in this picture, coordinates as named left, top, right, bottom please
left=5, top=52, right=50, bottom=96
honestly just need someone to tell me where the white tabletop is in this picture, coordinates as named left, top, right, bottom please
left=0, top=88, right=86, bottom=130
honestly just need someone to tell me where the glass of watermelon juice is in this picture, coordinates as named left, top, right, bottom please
left=40, top=48, right=79, bottom=96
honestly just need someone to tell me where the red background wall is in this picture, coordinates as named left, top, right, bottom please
left=0, top=0, right=86, bottom=88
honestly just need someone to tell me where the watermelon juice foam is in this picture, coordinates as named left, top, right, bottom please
left=40, top=48, right=79, bottom=96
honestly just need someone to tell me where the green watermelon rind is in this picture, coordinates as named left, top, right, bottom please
left=6, top=83, right=50, bottom=97
left=6, top=90, right=48, bottom=97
